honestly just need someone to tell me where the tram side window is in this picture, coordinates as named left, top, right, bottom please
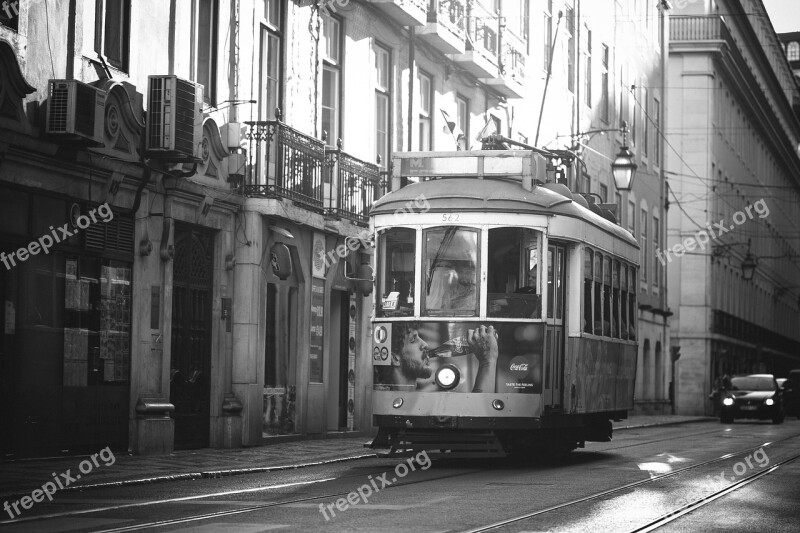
left=377, top=228, right=415, bottom=317
left=593, top=252, right=602, bottom=335
left=584, top=250, right=592, bottom=333
left=621, top=264, right=628, bottom=340
left=612, top=261, right=621, bottom=338
left=487, top=228, right=541, bottom=318
left=424, top=226, right=479, bottom=316
left=628, top=265, right=637, bottom=340
left=602, top=256, right=612, bottom=336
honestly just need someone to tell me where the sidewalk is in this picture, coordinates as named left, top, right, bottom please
left=0, top=415, right=713, bottom=500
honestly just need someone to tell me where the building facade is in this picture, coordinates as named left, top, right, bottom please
left=667, top=0, right=800, bottom=415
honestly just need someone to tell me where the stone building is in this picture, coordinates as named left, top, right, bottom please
left=667, top=0, right=800, bottom=415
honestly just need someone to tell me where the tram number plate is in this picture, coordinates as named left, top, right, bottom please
left=740, top=405, right=757, bottom=411
left=441, top=213, right=460, bottom=222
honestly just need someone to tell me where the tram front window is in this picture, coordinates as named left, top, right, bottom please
left=378, top=228, right=415, bottom=317
left=424, top=227, right=479, bottom=316
left=487, top=227, right=542, bottom=319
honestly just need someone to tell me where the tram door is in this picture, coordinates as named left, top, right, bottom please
left=544, top=243, right=566, bottom=408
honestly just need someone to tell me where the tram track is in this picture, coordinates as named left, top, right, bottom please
left=4, top=426, right=794, bottom=532
left=459, top=430, right=800, bottom=533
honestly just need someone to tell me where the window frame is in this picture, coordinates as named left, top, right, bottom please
left=94, top=0, right=132, bottom=72
left=374, top=42, right=392, bottom=167
left=417, top=69, right=433, bottom=151
left=456, top=94, right=470, bottom=151
left=191, top=0, right=219, bottom=105
left=260, top=2, right=283, bottom=121
left=322, top=13, right=343, bottom=147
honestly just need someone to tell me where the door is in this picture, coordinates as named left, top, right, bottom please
left=170, top=228, right=213, bottom=449
left=544, top=243, right=566, bottom=408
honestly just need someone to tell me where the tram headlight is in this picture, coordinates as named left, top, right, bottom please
left=492, top=399, right=505, bottom=411
left=393, top=398, right=404, bottom=409
left=765, top=398, right=774, bottom=406
left=722, top=397, right=734, bottom=406
left=435, top=364, right=460, bottom=390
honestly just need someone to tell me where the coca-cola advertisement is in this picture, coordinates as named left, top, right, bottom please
left=373, top=321, right=544, bottom=394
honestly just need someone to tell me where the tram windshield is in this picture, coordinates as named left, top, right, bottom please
left=377, top=228, right=415, bottom=317
left=423, top=227, right=479, bottom=316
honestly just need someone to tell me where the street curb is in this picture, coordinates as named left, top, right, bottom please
left=0, top=418, right=716, bottom=499
left=615, top=417, right=717, bottom=430
left=0, top=453, right=378, bottom=500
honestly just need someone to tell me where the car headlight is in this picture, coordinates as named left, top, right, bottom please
left=722, top=397, right=734, bottom=406
left=765, top=398, right=774, bottom=406
left=435, top=364, right=460, bottom=390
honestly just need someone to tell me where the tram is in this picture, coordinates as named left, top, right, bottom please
left=369, top=145, right=639, bottom=458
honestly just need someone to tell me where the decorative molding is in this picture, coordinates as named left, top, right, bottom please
left=0, top=39, right=35, bottom=133
left=91, top=80, right=144, bottom=162
left=196, top=117, right=230, bottom=184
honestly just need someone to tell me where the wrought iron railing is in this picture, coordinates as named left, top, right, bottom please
left=670, top=15, right=730, bottom=42
left=326, top=148, right=382, bottom=226
left=244, top=120, right=325, bottom=212
left=501, top=42, right=526, bottom=81
left=430, top=0, right=466, bottom=37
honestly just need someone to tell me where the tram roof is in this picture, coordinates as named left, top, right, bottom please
left=371, top=178, right=638, bottom=247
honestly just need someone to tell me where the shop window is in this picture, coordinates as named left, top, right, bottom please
left=378, top=228, right=415, bottom=317
left=487, top=227, right=541, bottom=319
left=423, top=227, right=479, bottom=317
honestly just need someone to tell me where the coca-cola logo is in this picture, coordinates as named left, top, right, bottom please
left=509, top=356, right=530, bottom=378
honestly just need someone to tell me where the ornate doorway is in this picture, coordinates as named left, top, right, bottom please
left=170, top=227, right=214, bottom=449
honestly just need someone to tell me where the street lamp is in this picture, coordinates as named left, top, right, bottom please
left=611, top=121, right=637, bottom=191
left=741, top=251, right=757, bottom=281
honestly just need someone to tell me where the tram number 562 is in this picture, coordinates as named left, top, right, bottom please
left=442, top=213, right=460, bottom=222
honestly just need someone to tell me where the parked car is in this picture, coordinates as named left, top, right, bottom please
left=783, top=369, right=800, bottom=418
left=719, top=374, right=784, bottom=424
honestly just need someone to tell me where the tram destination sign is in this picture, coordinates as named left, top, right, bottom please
left=394, top=152, right=544, bottom=179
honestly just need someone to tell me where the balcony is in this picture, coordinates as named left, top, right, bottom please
left=244, top=121, right=381, bottom=225
left=326, top=147, right=383, bottom=226
left=418, top=0, right=467, bottom=55
left=481, top=37, right=527, bottom=99
left=670, top=15, right=731, bottom=51
left=449, top=9, right=499, bottom=79
left=368, top=0, right=427, bottom=27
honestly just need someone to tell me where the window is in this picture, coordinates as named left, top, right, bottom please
left=95, top=0, right=131, bottom=71
left=627, top=200, right=636, bottom=235
left=584, top=27, right=592, bottom=107
left=488, top=228, right=542, bottom=319
left=456, top=95, right=470, bottom=150
left=642, top=88, right=649, bottom=158
left=640, top=208, right=648, bottom=285
left=584, top=250, right=593, bottom=333
left=620, top=264, right=628, bottom=340
left=619, top=65, right=626, bottom=130
left=615, top=192, right=622, bottom=221
left=418, top=70, right=433, bottom=150
left=322, top=14, right=342, bottom=146
left=566, top=7, right=575, bottom=92
left=631, top=84, right=637, bottom=147
left=653, top=98, right=661, bottom=166
left=423, top=227, right=479, bottom=317
left=375, top=43, right=391, bottom=167
left=593, top=252, right=602, bottom=335
left=377, top=228, right=415, bottom=318
left=192, top=0, right=218, bottom=104
left=601, top=44, right=609, bottom=122
left=612, top=261, right=620, bottom=338
left=628, top=265, right=637, bottom=340
left=653, top=215, right=660, bottom=288
left=261, top=0, right=282, bottom=120
left=788, top=42, right=800, bottom=61
left=599, top=183, right=608, bottom=202
left=543, top=0, right=553, bottom=71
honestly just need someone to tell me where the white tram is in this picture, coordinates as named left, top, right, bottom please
left=369, top=149, right=640, bottom=458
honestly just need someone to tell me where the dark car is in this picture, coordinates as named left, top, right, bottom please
left=783, top=369, right=800, bottom=418
left=719, top=374, right=784, bottom=424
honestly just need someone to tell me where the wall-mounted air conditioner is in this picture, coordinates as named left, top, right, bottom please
left=45, top=80, right=106, bottom=145
left=146, top=75, right=204, bottom=162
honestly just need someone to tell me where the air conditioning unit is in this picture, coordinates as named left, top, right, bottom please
left=45, top=80, right=106, bottom=145
left=146, top=75, right=204, bottom=162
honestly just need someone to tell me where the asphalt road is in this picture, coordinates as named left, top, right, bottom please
left=1, top=420, right=798, bottom=532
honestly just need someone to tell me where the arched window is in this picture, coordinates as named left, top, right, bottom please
left=788, top=42, right=800, bottom=61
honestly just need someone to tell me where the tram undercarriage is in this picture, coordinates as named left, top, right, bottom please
left=370, top=412, right=623, bottom=459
